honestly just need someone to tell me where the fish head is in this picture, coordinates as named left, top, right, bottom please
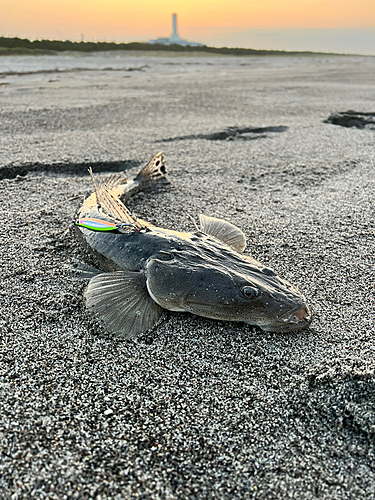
left=145, top=243, right=311, bottom=332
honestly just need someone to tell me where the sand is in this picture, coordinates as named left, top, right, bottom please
left=1, top=52, right=375, bottom=499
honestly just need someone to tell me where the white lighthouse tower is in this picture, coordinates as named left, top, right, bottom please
left=169, top=14, right=180, bottom=43
left=149, top=13, right=203, bottom=46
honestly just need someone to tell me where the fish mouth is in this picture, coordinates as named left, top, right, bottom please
left=278, top=305, right=312, bottom=331
left=259, top=305, right=312, bottom=332
left=282, top=304, right=311, bottom=324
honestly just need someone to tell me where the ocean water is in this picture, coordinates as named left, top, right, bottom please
left=0, top=50, right=356, bottom=78
left=0, top=52, right=154, bottom=76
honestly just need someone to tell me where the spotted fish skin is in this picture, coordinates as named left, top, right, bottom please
left=75, top=153, right=311, bottom=338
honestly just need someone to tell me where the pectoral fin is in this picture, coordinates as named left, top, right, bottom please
left=84, top=270, right=163, bottom=339
left=70, top=260, right=104, bottom=279
left=199, top=214, right=246, bottom=252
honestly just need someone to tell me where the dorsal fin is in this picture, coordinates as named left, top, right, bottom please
left=135, top=152, right=166, bottom=181
left=88, top=168, right=142, bottom=228
left=95, top=171, right=129, bottom=191
left=199, top=214, right=246, bottom=252
left=86, top=152, right=166, bottom=228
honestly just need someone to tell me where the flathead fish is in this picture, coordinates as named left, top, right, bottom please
left=74, top=153, right=311, bottom=338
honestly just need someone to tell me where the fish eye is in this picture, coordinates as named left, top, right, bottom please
left=242, top=286, right=259, bottom=299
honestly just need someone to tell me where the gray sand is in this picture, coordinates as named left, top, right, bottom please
left=1, top=53, right=375, bottom=499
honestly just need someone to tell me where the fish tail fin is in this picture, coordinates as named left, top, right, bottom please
left=135, top=152, right=167, bottom=182
left=91, top=152, right=166, bottom=194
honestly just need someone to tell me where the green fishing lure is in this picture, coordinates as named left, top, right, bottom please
left=75, top=217, right=140, bottom=233
left=75, top=218, right=118, bottom=232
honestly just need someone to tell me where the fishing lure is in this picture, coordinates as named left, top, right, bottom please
left=75, top=218, right=140, bottom=233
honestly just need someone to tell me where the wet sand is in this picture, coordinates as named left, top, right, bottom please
left=1, top=53, right=375, bottom=499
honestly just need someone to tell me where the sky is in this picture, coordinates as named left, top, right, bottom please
left=1, top=0, right=375, bottom=54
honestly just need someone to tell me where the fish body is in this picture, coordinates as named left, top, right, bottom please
left=75, top=153, right=311, bottom=338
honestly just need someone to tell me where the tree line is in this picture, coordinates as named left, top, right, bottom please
left=0, top=36, right=336, bottom=57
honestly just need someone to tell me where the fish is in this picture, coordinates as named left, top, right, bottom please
left=74, top=152, right=312, bottom=338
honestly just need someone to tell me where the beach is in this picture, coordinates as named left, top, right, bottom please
left=1, top=51, right=375, bottom=499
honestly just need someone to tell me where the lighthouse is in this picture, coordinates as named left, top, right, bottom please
left=148, top=13, right=204, bottom=47
left=169, top=13, right=181, bottom=43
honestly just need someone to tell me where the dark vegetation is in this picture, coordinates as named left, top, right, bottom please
left=0, top=36, right=340, bottom=57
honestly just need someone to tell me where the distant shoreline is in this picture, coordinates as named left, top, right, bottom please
left=0, top=36, right=351, bottom=57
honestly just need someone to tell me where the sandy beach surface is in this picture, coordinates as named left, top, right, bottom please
left=1, top=52, right=375, bottom=499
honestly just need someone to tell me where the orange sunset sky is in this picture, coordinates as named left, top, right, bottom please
left=1, top=0, right=375, bottom=53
